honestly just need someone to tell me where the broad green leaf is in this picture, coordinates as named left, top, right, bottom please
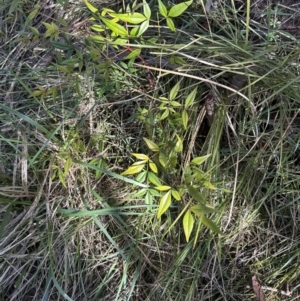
left=25, top=6, right=39, bottom=26
left=183, top=210, right=194, bottom=242
left=132, top=153, right=149, bottom=160
left=43, top=21, right=59, bottom=34
left=51, top=41, right=73, bottom=51
left=160, top=109, right=169, bottom=120
left=149, top=161, right=158, bottom=173
left=29, top=26, right=39, bottom=36
left=158, top=0, right=168, bottom=17
left=84, top=0, right=99, bottom=13
left=145, top=191, right=153, bottom=205
left=149, top=188, right=161, bottom=196
left=191, top=166, right=206, bottom=180
left=54, top=64, right=70, bottom=73
left=159, top=152, right=168, bottom=168
left=187, top=186, right=206, bottom=204
left=191, top=154, right=211, bottom=165
left=157, top=190, right=172, bottom=218
left=136, top=170, right=147, bottom=183
left=182, top=109, right=188, bottom=130
left=121, top=163, right=145, bottom=175
left=190, top=204, right=216, bottom=215
left=111, top=38, right=129, bottom=45
left=139, top=20, right=149, bottom=36
left=101, top=8, right=115, bottom=16
left=170, top=101, right=181, bottom=107
left=130, top=26, right=139, bottom=37
left=202, top=180, right=216, bottom=190
left=90, top=25, right=105, bottom=32
left=64, top=157, right=73, bottom=177
left=133, top=188, right=147, bottom=197
left=172, top=55, right=187, bottom=65
left=200, top=215, right=224, bottom=235
left=58, top=168, right=67, bottom=188
left=100, top=17, right=128, bottom=36
left=89, top=35, right=105, bottom=42
left=169, top=81, right=181, bottom=100
left=143, top=137, right=160, bottom=152
left=168, top=0, right=193, bottom=17
left=171, top=189, right=181, bottom=201
left=174, top=134, right=183, bottom=153
left=155, top=185, right=171, bottom=191
left=143, top=0, right=151, bottom=19
left=132, top=160, right=148, bottom=166
left=169, top=152, right=177, bottom=168
left=148, top=172, right=162, bottom=186
left=109, top=12, right=147, bottom=24
left=185, top=87, right=197, bottom=108
left=130, top=20, right=149, bottom=37
left=124, top=48, right=141, bottom=60
left=159, top=96, right=168, bottom=102
left=166, top=18, right=176, bottom=32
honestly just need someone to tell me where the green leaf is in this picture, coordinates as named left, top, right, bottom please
left=174, top=134, right=183, bottom=153
left=148, top=172, right=162, bottom=186
left=160, top=109, right=169, bottom=120
left=109, top=12, right=147, bottom=24
left=191, top=166, right=206, bottom=180
left=170, top=101, right=181, bottom=107
left=183, top=210, right=194, bottom=242
left=132, top=153, right=149, bottom=160
left=166, top=18, right=176, bottom=32
left=124, top=48, right=141, bottom=60
left=171, top=189, right=181, bottom=201
left=190, top=204, right=216, bottom=215
left=169, top=81, right=181, bottom=100
left=182, top=109, right=188, bottom=130
left=25, top=6, right=39, bottom=26
left=157, top=190, right=172, bottom=218
left=149, top=161, right=158, bottom=173
left=187, top=186, right=206, bottom=204
left=191, top=154, right=211, bottom=165
left=64, top=157, right=73, bottom=177
left=158, top=0, right=168, bottom=18
left=143, top=137, right=160, bottom=152
left=171, top=55, right=186, bottom=65
left=84, top=0, right=99, bottom=13
left=136, top=170, right=147, bottom=183
left=101, top=8, right=115, bottom=16
left=58, top=168, right=67, bottom=188
left=168, top=0, right=193, bottom=18
left=143, top=0, right=151, bottom=19
left=149, top=188, right=161, bottom=196
left=100, top=17, right=128, bottom=36
left=202, top=180, right=216, bottom=190
left=54, top=64, right=71, bottom=73
left=121, top=163, right=145, bottom=175
left=145, top=191, right=153, bottom=205
left=159, top=152, right=168, bottom=168
left=132, top=160, right=148, bottom=166
left=89, top=35, right=105, bottom=42
left=90, top=25, right=105, bottom=32
left=185, top=87, right=197, bottom=108
left=131, top=20, right=149, bottom=37
left=169, top=152, right=177, bottom=168
left=200, top=215, right=224, bottom=235
left=133, top=188, right=147, bottom=197
left=155, top=186, right=171, bottom=191
left=29, top=26, right=39, bottom=36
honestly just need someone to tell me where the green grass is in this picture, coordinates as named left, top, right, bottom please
left=1, top=0, right=300, bottom=300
